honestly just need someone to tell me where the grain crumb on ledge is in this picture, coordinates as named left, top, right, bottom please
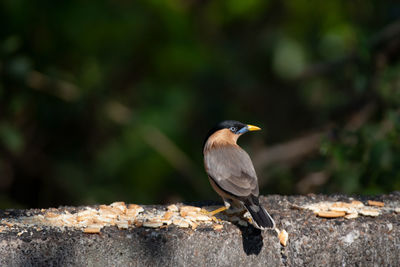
left=213, top=224, right=223, bottom=231
left=317, top=211, right=346, bottom=218
left=84, top=226, right=102, bottom=234
left=303, top=199, right=390, bottom=220
left=367, top=200, right=384, bottom=207
left=278, top=229, right=288, bottom=247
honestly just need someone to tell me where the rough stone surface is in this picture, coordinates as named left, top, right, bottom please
left=0, top=192, right=399, bottom=266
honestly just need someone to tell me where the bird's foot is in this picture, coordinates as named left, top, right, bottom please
left=201, top=206, right=227, bottom=222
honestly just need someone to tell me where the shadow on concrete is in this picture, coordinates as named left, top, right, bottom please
left=182, top=201, right=265, bottom=255
left=236, top=223, right=264, bottom=255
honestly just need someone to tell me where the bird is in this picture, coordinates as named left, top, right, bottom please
left=203, top=120, right=275, bottom=229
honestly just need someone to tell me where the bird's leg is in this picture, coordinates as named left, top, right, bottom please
left=202, top=200, right=230, bottom=218
left=208, top=206, right=228, bottom=216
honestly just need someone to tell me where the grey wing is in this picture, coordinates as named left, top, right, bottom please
left=204, top=146, right=259, bottom=197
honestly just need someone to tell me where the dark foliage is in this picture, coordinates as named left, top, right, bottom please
left=0, top=0, right=399, bottom=208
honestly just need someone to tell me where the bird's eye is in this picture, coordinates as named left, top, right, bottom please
left=229, top=126, right=237, bottom=132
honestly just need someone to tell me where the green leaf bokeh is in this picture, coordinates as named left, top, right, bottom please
left=0, top=0, right=399, bottom=208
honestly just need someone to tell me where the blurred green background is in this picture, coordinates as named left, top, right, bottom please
left=0, top=0, right=399, bottom=209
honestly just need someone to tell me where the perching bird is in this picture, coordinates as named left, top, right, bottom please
left=203, top=120, right=275, bottom=229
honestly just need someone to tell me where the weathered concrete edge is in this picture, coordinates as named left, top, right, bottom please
left=0, top=193, right=399, bottom=266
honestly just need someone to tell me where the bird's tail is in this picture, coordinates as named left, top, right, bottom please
left=243, top=196, right=275, bottom=229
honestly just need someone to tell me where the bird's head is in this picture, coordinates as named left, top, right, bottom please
left=204, top=120, right=261, bottom=150
left=214, top=120, right=261, bottom=135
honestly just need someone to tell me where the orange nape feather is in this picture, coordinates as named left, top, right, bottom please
left=203, top=129, right=240, bottom=152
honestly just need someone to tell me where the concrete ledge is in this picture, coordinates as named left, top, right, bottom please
left=0, top=193, right=399, bottom=266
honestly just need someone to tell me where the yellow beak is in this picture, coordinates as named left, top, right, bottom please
left=247, top=124, right=261, bottom=131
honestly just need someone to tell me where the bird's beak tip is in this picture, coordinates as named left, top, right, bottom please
left=247, top=124, right=261, bottom=131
